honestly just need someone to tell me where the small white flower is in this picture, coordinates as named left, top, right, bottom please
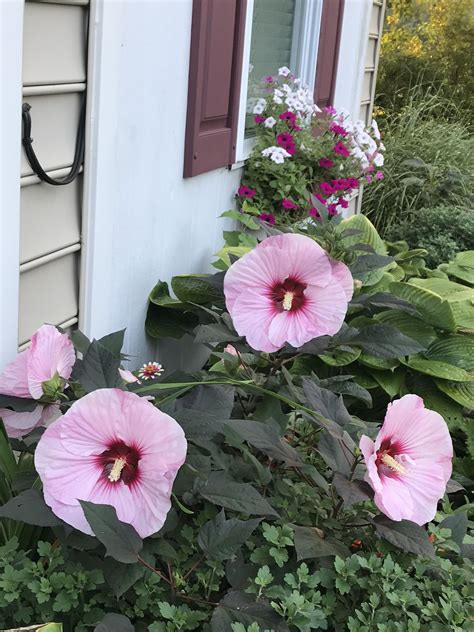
left=282, top=84, right=292, bottom=94
left=253, top=98, right=267, bottom=115
left=261, top=146, right=291, bottom=164
left=264, top=116, right=276, bottom=128
left=371, top=119, right=381, bottom=139
left=278, top=66, right=291, bottom=77
left=138, top=361, right=164, bottom=380
left=373, top=152, right=384, bottom=167
left=379, top=141, right=386, bottom=151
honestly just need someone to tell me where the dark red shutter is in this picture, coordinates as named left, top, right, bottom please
left=314, top=0, right=345, bottom=109
left=184, top=0, right=247, bottom=178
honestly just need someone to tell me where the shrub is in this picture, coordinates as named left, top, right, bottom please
left=385, top=206, right=474, bottom=268
left=361, top=89, right=474, bottom=234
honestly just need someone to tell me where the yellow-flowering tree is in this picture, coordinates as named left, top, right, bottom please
left=377, top=0, right=474, bottom=119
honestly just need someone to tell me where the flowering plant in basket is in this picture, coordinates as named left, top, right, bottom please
left=238, top=67, right=385, bottom=226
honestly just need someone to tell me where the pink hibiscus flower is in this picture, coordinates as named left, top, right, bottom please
left=0, top=404, right=59, bottom=439
left=333, top=141, right=350, bottom=157
left=224, top=234, right=353, bottom=352
left=319, top=158, right=334, bottom=169
left=360, top=395, right=453, bottom=525
left=35, top=388, right=187, bottom=538
left=0, top=325, right=74, bottom=438
left=238, top=185, right=257, bottom=198
left=0, top=324, right=74, bottom=400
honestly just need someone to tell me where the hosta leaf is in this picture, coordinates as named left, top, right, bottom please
left=389, top=282, right=456, bottom=331
left=435, top=380, right=474, bottom=409
left=349, top=324, right=425, bottom=359
left=425, top=335, right=474, bottom=371
left=409, top=375, right=466, bottom=428
left=444, top=263, right=474, bottom=285
left=369, top=368, right=405, bottom=398
left=358, top=352, right=399, bottom=370
left=375, top=311, right=437, bottom=347
left=409, top=277, right=468, bottom=296
left=402, top=356, right=474, bottom=382
left=454, top=251, right=474, bottom=268
left=319, top=347, right=361, bottom=366
left=339, top=215, right=390, bottom=285
left=446, top=290, right=474, bottom=329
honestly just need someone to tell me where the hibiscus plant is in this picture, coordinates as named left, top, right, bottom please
left=0, top=211, right=472, bottom=629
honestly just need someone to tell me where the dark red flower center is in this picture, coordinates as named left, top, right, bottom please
left=99, top=441, right=141, bottom=485
left=375, top=439, right=407, bottom=475
left=271, top=277, right=307, bottom=312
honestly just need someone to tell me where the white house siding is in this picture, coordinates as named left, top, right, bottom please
left=0, top=0, right=373, bottom=371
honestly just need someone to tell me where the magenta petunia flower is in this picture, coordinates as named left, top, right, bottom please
left=333, top=141, right=350, bottom=157
left=281, top=198, right=299, bottom=210
left=279, top=111, right=297, bottom=125
left=35, top=388, right=187, bottom=538
left=327, top=204, right=339, bottom=217
left=309, top=207, right=321, bottom=220
left=347, top=177, right=360, bottom=188
left=224, top=234, right=353, bottom=352
left=338, top=197, right=349, bottom=209
left=324, top=105, right=337, bottom=115
left=319, top=158, right=334, bottom=169
left=375, top=170, right=384, bottom=180
left=360, top=395, right=453, bottom=525
left=0, top=324, right=75, bottom=407
left=254, top=114, right=265, bottom=124
left=259, top=212, right=276, bottom=225
left=320, top=182, right=335, bottom=196
left=330, top=123, right=348, bottom=136
left=276, top=132, right=296, bottom=155
left=264, top=75, right=274, bottom=83
left=314, top=193, right=327, bottom=205
left=238, top=185, right=257, bottom=198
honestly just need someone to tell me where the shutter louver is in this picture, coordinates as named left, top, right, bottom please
left=184, top=0, right=247, bottom=178
left=314, top=0, right=345, bottom=109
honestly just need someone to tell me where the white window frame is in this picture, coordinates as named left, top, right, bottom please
left=235, top=0, right=323, bottom=164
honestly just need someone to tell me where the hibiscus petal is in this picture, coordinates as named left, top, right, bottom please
left=129, top=468, right=173, bottom=537
left=27, top=325, right=75, bottom=399
left=0, top=406, right=44, bottom=438
left=300, top=283, right=348, bottom=337
left=231, top=289, right=280, bottom=352
left=374, top=473, right=414, bottom=521
left=330, top=259, right=354, bottom=301
left=0, top=349, right=31, bottom=398
left=400, top=461, right=447, bottom=525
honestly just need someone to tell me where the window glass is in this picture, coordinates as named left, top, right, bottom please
left=245, top=0, right=298, bottom=137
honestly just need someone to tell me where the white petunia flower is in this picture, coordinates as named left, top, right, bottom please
left=379, top=141, right=386, bottom=151
left=261, top=146, right=291, bottom=164
left=371, top=119, right=381, bottom=139
left=373, top=152, right=384, bottom=167
left=253, top=98, right=267, bottom=115
left=264, top=116, right=276, bottom=128
left=278, top=66, right=291, bottom=77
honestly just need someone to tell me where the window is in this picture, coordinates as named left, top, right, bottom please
left=236, top=0, right=323, bottom=161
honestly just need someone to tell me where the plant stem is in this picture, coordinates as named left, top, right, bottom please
left=138, top=556, right=172, bottom=585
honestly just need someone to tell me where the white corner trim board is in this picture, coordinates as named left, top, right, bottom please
left=0, top=0, right=24, bottom=367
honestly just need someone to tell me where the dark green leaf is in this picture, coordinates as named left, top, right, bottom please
left=439, top=513, right=468, bottom=547
left=350, top=254, right=394, bottom=279
left=0, top=489, right=62, bottom=527
left=0, top=394, right=37, bottom=412
left=224, top=419, right=301, bottom=465
left=80, top=501, right=143, bottom=564
left=146, top=281, right=199, bottom=339
left=303, top=379, right=353, bottom=426
left=293, top=525, right=349, bottom=560
left=196, top=473, right=279, bottom=517
left=349, top=324, right=425, bottom=359
left=96, top=329, right=126, bottom=358
left=194, top=323, right=241, bottom=344
left=94, top=613, right=134, bottom=632
left=373, top=515, right=436, bottom=559
left=318, top=431, right=357, bottom=476
left=332, top=472, right=373, bottom=507
left=211, top=591, right=289, bottom=631
left=351, top=292, right=419, bottom=316
left=198, top=510, right=261, bottom=560
left=104, top=557, right=146, bottom=597
left=70, top=329, right=91, bottom=354
left=72, top=340, right=121, bottom=392
left=172, top=273, right=225, bottom=306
